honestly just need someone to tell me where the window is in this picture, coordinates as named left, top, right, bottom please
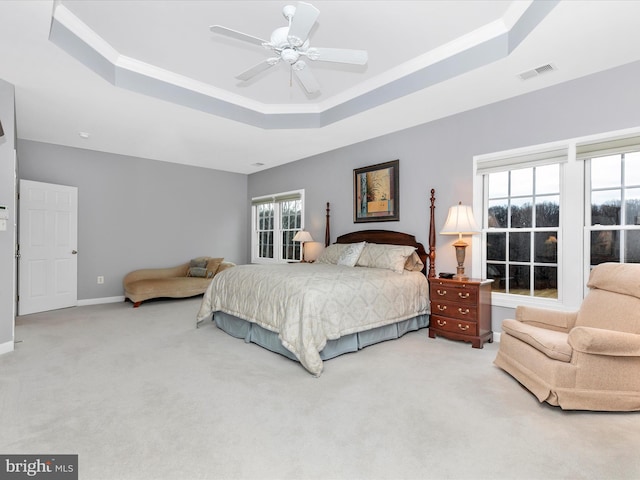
left=582, top=143, right=640, bottom=267
left=251, top=190, right=304, bottom=263
left=475, top=129, right=640, bottom=309
left=485, top=164, right=560, bottom=298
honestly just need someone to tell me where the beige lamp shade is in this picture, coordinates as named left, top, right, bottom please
left=293, top=230, right=313, bottom=243
left=440, top=202, right=481, bottom=239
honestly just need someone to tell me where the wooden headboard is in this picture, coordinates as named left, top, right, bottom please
left=336, top=230, right=428, bottom=271
left=329, top=189, right=436, bottom=277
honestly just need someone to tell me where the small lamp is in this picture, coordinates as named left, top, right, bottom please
left=293, top=230, right=314, bottom=262
left=440, top=202, right=481, bottom=280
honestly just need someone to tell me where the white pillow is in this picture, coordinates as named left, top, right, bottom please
left=316, top=243, right=350, bottom=264
left=337, top=242, right=366, bottom=267
left=356, top=243, right=417, bottom=273
left=404, top=251, right=425, bottom=272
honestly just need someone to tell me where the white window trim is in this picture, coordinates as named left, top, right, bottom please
left=473, top=126, right=640, bottom=310
left=250, top=189, right=305, bottom=264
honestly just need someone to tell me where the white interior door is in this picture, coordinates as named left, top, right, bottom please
left=18, top=180, right=78, bottom=315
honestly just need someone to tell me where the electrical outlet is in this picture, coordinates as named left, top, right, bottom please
left=97, top=276, right=104, bottom=284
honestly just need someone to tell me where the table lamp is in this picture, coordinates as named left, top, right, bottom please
left=293, top=230, right=314, bottom=262
left=440, top=202, right=480, bottom=280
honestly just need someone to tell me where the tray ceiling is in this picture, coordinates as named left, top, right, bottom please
left=1, top=1, right=639, bottom=173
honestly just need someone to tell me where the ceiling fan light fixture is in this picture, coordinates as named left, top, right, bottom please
left=281, top=48, right=300, bottom=64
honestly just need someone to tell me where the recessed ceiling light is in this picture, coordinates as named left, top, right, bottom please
left=78, top=132, right=90, bottom=139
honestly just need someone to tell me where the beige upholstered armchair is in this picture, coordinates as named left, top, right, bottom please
left=494, top=262, right=640, bottom=411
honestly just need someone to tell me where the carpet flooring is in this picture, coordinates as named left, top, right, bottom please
left=1, top=297, right=639, bottom=480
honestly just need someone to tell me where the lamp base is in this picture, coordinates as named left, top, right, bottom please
left=453, top=241, right=468, bottom=282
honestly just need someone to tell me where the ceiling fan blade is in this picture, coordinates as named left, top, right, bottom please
left=292, top=61, right=320, bottom=94
left=287, top=2, right=320, bottom=47
left=236, top=58, right=280, bottom=82
left=209, top=25, right=267, bottom=46
left=306, top=47, right=368, bottom=65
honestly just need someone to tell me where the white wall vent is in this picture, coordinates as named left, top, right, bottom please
left=518, top=64, right=556, bottom=80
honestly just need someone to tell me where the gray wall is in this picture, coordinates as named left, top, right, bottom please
left=249, top=60, right=640, bottom=330
left=0, top=79, right=16, bottom=349
left=18, top=141, right=248, bottom=300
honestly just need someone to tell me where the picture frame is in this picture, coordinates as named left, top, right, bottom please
left=353, top=159, right=399, bottom=223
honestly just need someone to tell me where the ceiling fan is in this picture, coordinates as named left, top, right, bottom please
left=209, top=2, right=368, bottom=94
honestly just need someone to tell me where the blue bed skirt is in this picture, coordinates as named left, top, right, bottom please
left=211, top=311, right=430, bottom=363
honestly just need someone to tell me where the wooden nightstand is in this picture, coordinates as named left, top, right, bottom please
left=428, top=277, right=493, bottom=348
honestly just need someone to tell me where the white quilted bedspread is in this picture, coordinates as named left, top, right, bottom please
left=196, top=263, right=429, bottom=376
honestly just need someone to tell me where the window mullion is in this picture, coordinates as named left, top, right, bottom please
left=274, top=202, right=283, bottom=261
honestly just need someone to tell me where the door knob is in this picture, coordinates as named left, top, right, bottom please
left=71, top=250, right=78, bottom=254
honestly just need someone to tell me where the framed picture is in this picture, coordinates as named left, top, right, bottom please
left=353, top=159, right=399, bottom=223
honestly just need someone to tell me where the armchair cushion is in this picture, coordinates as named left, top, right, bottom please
left=577, top=289, right=640, bottom=334
left=515, top=305, right=577, bottom=333
left=206, top=257, right=224, bottom=277
left=187, top=258, right=208, bottom=277
left=587, top=261, right=640, bottom=298
left=502, top=319, right=572, bottom=362
left=186, top=257, right=224, bottom=278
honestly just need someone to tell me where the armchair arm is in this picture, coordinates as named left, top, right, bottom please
left=569, top=327, right=640, bottom=356
left=515, top=305, right=577, bottom=333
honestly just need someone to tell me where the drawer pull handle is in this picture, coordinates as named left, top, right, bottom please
left=437, top=305, right=447, bottom=311
left=458, top=308, right=470, bottom=315
left=458, top=324, right=470, bottom=331
left=458, top=292, right=470, bottom=299
left=437, top=319, right=447, bottom=327
left=436, top=289, right=447, bottom=296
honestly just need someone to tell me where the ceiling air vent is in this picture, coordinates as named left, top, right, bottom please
left=518, top=63, right=556, bottom=80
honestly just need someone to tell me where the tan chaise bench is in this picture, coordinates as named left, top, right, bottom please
left=123, top=257, right=234, bottom=307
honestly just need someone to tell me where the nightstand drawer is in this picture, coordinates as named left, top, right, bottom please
left=431, top=301, right=477, bottom=321
left=431, top=315, right=478, bottom=336
left=430, top=285, right=477, bottom=305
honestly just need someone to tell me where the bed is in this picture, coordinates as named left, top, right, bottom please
left=196, top=190, right=437, bottom=376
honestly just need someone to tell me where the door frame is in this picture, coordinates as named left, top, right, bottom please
left=18, top=180, right=78, bottom=315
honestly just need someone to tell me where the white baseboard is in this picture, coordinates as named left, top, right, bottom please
left=0, top=340, right=14, bottom=355
left=493, top=332, right=501, bottom=342
left=77, top=296, right=125, bottom=306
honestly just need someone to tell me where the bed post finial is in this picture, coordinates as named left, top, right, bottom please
left=325, top=202, right=331, bottom=247
left=428, top=189, right=436, bottom=278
